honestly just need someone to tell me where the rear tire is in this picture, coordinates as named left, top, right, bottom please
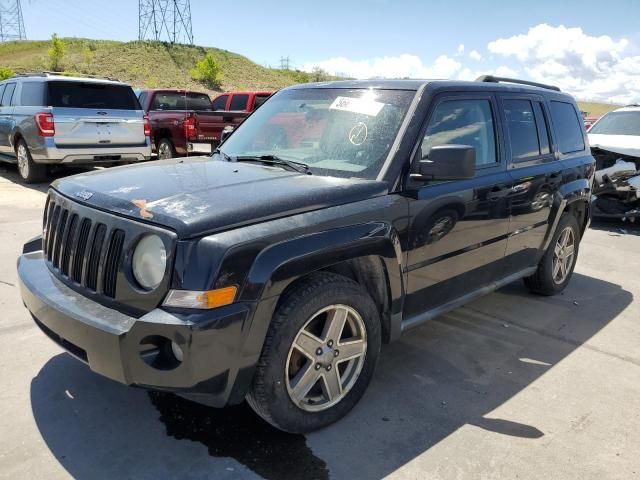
left=246, top=272, right=381, bottom=433
left=157, top=138, right=176, bottom=160
left=15, top=139, right=47, bottom=184
left=524, top=213, right=580, bottom=296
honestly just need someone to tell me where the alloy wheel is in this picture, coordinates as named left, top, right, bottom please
left=552, top=226, right=576, bottom=284
left=17, top=144, right=29, bottom=179
left=285, top=304, right=367, bottom=412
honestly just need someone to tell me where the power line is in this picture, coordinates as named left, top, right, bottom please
left=0, top=0, right=26, bottom=42
left=138, top=0, right=193, bottom=45
left=279, top=56, right=290, bottom=70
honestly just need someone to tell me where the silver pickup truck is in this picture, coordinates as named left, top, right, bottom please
left=0, top=73, right=151, bottom=183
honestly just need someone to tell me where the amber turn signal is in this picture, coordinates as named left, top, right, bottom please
left=163, top=286, right=238, bottom=309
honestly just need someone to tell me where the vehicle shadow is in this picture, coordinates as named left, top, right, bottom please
left=30, top=273, right=632, bottom=480
left=0, top=163, right=97, bottom=193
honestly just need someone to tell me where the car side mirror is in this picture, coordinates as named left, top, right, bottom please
left=413, top=145, right=476, bottom=181
left=220, top=126, right=234, bottom=144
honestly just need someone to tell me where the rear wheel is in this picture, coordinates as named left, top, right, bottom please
left=16, top=139, right=47, bottom=184
left=157, top=138, right=176, bottom=160
left=246, top=272, right=381, bottom=433
left=524, top=213, right=580, bottom=295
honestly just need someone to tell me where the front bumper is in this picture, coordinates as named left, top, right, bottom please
left=18, top=250, right=258, bottom=406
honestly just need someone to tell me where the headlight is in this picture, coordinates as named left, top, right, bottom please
left=132, top=234, right=167, bottom=290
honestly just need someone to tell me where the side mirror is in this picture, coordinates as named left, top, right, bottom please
left=414, top=144, right=476, bottom=181
left=220, top=126, right=234, bottom=144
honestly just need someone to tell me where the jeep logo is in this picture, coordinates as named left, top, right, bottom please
left=75, top=190, right=94, bottom=200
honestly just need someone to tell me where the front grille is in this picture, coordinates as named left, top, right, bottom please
left=44, top=199, right=124, bottom=296
left=41, top=189, right=176, bottom=315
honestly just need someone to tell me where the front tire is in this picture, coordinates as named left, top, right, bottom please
left=16, top=139, right=47, bottom=184
left=246, top=272, right=381, bottom=433
left=524, top=213, right=580, bottom=295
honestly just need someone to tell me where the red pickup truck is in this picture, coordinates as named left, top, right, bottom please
left=138, top=89, right=270, bottom=159
left=212, top=91, right=272, bottom=112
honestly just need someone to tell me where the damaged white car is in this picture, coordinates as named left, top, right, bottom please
left=588, top=104, right=640, bottom=220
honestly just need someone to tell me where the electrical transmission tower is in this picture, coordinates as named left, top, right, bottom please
left=0, top=0, right=26, bottom=42
left=279, top=56, right=290, bottom=70
left=138, top=0, right=193, bottom=45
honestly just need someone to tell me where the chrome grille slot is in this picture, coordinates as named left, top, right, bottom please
left=52, top=209, right=69, bottom=269
left=86, top=224, right=106, bottom=291
left=60, top=214, right=79, bottom=277
left=72, top=218, right=91, bottom=283
left=103, top=229, right=125, bottom=298
left=46, top=205, right=61, bottom=261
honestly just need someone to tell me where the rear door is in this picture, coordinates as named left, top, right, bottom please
left=404, top=92, right=512, bottom=317
left=0, top=82, right=16, bottom=154
left=500, top=94, right=563, bottom=273
left=47, top=81, right=145, bottom=148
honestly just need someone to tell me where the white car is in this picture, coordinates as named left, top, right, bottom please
left=588, top=105, right=640, bottom=220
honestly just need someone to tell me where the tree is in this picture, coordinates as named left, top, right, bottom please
left=48, top=34, right=65, bottom=72
left=191, top=53, right=222, bottom=88
left=0, top=67, right=15, bottom=81
left=311, top=66, right=329, bottom=82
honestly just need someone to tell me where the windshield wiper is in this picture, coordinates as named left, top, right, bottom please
left=234, top=155, right=312, bottom=175
left=212, top=148, right=233, bottom=162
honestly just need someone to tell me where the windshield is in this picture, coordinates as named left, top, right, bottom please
left=589, top=111, right=640, bottom=136
left=220, top=88, right=415, bottom=180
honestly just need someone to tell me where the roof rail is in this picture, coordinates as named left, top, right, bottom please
left=475, top=75, right=561, bottom=92
left=624, top=103, right=640, bottom=107
left=10, top=71, right=121, bottom=82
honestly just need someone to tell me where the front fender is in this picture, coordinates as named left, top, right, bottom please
left=241, top=222, right=405, bottom=306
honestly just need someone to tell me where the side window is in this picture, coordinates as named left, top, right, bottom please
left=1, top=83, right=16, bottom=107
left=138, top=92, right=148, bottom=109
left=421, top=98, right=497, bottom=166
left=0, top=84, right=6, bottom=104
left=504, top=99, right=542, bottom=161
left=212, top=94, right=228, bottom=111
left=532, top=102, right=551, bottom=155
left=253, top=94, right=270, bottom=110
left=550, top=101, right=585, bottom=154
left=20, top=82, right=45, bottom=106
left=229, top=94, right=249, bottom=111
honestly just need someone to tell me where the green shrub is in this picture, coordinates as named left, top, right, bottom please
left=0, top=67, right=15, bottom=81
left=48, top=34, right=65, bottom=71
left=190, top=53, right=222, bottom=88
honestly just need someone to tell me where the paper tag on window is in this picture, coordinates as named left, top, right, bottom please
left=329, top=96, right=385, bottom=117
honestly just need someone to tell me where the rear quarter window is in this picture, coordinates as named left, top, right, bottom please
left=47, top=81, right=140, bottom=110
left=20, top=82, right=45, bottom=106
left=550, top=101, right=585, bottom=154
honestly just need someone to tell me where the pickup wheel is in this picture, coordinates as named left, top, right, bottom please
left=246, top=272, right=381, bottom=433
left=15, top=139, right=47, bottom=184
left=524, top=213, right=580, bottom=296
left=157, top=138, right=176, bottom=160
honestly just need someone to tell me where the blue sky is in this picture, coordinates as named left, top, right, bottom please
left=18, top=0, right=640, bottom=102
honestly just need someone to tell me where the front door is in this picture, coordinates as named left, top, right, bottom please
left=403, top=93, right=512, bottom=318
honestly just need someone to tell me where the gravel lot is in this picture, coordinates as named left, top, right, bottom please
left=1, top=164, right=640, bottom=480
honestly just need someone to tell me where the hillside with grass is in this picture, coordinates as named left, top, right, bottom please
left=0, top=38, right=623, bottom=116
left=0, top=38, right=318, bottom=95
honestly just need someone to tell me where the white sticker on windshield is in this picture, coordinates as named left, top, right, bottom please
left=329, top=96, right=385, bottom=117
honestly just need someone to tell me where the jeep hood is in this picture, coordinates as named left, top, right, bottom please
left=53, top=157, right=389, bottom=238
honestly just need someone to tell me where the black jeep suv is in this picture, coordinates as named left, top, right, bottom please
left=18, top=76, right=594, bottom=433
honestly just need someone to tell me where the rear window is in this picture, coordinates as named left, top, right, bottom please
left=550, top=101, right=585, bottom=154
left=185, top=93, right=212, bottom=111
left=229, top=94, right=249, bottom=111
left=47, top=81, right=140, bottom=110
left=20, top=82, right=45, bottom=106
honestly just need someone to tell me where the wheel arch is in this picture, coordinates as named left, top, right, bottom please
left=542, top=178, right=592, bottom=251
